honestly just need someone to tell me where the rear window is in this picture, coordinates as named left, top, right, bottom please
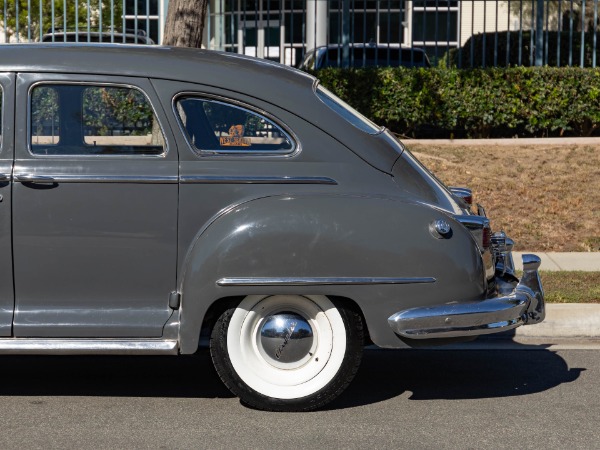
left=315, top=85, right=382, bottom=135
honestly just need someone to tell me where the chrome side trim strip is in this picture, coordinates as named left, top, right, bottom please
left=13, top=174, right=178, bottom=184
left=180, top=176, right=338, bottom=185
left=217, top=277, right=436, bottom=286
left=0, top=339, right=178, bottom=355
left=12, top=174, right=336, bottom=185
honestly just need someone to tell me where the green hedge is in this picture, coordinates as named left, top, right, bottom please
left=314, top=66, right=600, bottom=138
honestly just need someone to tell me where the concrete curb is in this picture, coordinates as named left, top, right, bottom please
left=513, top=252, right=600, bottom=271
left=515, top=304, right=600, bottom=338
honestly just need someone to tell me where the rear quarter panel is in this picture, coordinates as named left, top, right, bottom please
left=177, top=195, right=486, bottom=351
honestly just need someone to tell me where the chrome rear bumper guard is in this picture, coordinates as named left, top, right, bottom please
left=388, top=254, right=545, bottom=340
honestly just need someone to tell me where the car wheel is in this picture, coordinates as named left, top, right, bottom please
left=210, top=294, right=364, bottom=412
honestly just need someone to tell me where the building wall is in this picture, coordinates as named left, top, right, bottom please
left=201, top=0, right=515, bottom=64
left=460, top=1, right=512, bottom=46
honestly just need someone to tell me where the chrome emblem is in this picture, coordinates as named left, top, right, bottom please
left=275, top=320, right=297, bottom=360
left=430, top=219, right=452, bottom=239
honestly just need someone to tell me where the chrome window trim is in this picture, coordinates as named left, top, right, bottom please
left=172, top=92, right=301, bottom=158
left=27, top=80, right=169, bottom=159
left=217, top=277, right=436, bottom=286
left=180, top=175, right=337, bottom=185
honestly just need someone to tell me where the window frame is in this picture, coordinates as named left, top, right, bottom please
left=173, top=92, right=299, bottom=157
left=27, top=81, right=169, bottom=159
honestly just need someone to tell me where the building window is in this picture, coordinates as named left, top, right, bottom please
left=412, top=0, right=459, bottom=64
left=124, top=0, right=160, bottom=43
left=328, top=1, right=406, bottom=45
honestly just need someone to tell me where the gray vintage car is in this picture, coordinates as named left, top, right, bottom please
left=0, top=44, right=544, bottom=411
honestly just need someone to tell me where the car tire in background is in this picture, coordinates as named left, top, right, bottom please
left=210, top=294, right=364, bottom=412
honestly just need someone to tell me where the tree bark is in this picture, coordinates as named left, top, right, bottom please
left=162, top=0, right=209, bottom=47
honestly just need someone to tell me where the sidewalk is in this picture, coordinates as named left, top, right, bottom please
left=513, top=252, right=600, bottom=271
left=510, top=252, right=600, bottom=339
left=516, top=304, right=600, bottom=338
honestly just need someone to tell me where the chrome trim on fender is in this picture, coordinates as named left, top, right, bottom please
left=388, top=254, right=545, bottom=340
left=181, top=176, right=338, bottom=185
left=455, top=214, right=489, bottom=230
left=14, top=173, right=178, bottom=184
left=14, top=173, right=56, bottom=183
left=0, top=339, right=178, bottom=355
left=217, top=277, right=436, bottom=286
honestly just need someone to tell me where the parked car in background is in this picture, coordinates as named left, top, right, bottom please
left=298, top=43, right=431, bottom=70
left=0, top=44, right=543, bottom=412
left=40, top=28, right=154, bottom=44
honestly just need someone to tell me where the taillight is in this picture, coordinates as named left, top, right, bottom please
left=455, top=214, right=495, bottom=280
left=462, top=192, right=473, bottom=206
left=482, top=224, right=492, bottom=250
left=455, top=215, right=492, bottom=252
left=449, top=187, right=473, bottom=209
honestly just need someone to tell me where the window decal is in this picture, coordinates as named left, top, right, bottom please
left=220, top=124, right=251, bottom=147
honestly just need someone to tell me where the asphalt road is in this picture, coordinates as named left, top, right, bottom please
left=0, top=343, right=598, bottom=449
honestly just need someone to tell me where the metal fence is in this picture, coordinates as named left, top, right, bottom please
left=0, top=0, right=161, bottom=44
left=1, top=0, right=599, bottom=68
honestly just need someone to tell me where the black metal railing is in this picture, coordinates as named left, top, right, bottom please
left=1, top=0, right=598, bottom=68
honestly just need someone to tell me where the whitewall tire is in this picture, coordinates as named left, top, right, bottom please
left=210, top=295, right=364, bottom=411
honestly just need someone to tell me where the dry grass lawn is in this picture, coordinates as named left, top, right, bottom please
left=405, top=143, right=600, bottom=252
left=538, top=271, right=600, bottom=303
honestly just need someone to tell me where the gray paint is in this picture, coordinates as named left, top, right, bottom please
left=0, top=44, right=495, bottom=352
left=176, top=195, right=484, bottom=351
left=0, top=73, right=15, bottom=336
left=12, top=72, right=178, bottom=337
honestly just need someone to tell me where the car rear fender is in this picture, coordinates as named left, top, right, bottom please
left=176, top=194, right=486, bottom=353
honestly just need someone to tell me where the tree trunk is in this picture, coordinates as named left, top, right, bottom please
left=162, top=0, right=209, bottom=48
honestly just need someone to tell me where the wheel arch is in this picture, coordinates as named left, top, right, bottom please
left=196, top=294, right=371, bottom=350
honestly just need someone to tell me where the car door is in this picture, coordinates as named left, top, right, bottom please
left=0, top=73, right=15, bottom=337
left=12, top=73, right=178, bottom=337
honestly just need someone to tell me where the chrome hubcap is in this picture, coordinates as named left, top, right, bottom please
left=259, top=312, right=314, bottom=365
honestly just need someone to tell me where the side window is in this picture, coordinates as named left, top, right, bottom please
left=30, top=84, right=165, bottom=156
left=175, top=97, right=295, bottom=155
left=0, top=85, right=3, bottom=148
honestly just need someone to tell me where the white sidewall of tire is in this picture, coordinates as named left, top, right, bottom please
left=227, top=295, right=347, bottom=400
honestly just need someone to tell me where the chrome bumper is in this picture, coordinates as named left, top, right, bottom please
left=388, top=254, right=545, bottom=340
